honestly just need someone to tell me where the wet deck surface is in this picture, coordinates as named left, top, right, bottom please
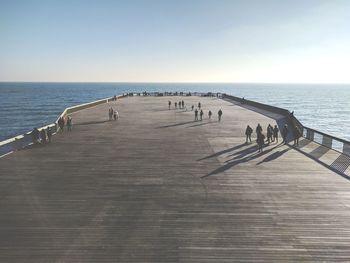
left=0, top=96, right=350, bottom=262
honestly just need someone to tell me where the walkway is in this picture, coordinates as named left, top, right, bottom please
left=0, top=96, right=349, bottom=262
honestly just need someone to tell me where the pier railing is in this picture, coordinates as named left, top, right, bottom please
left=0, top=95, right=123, bottom=158
left=303, top=126, right=350, bottom=156
left=221, top=93, right=350, bottom=156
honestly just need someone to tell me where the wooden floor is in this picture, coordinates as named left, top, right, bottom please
left=0, top=96, right=350, bottom=262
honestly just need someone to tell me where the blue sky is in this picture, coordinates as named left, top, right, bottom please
left=1, top=0, right=350, bottom=83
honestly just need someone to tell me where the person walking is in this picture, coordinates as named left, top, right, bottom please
left=273, top=125, right=279, bottom=143
left=267, top=124, right=273, bottom=143
left=58, top=117, right=65, bottom=132
left=282, top=124, right=289, bottom=144
left=47, top=126, right=52, bottom=143
left=245, top=125, right=253, bottom=143
left=113, top=110, right=119, bottom=120
left=198, top=102, right=201, bottom=109
left=218, top=109, right=223, bottom=121
left=181, top=100, right=184, bottom=109
left=168, top=101, right=171, bottom=109
left=175, top=102, right=177, bottom=109
left=194, top=109, right=198, bottom=121
left=256, top=123, right=262, bottom=136
left=67, top=116, right=73, bottom=131
left=31, top=128, right=40, bottom=144
left=200, top=109, right=204, bottom=121
left=40, top=128, right=47, bottom=144
left=270, top=125, right=275, bottom=142
left=208, top=110, right=212, bottom=120
left=293, top=125, right=301, bottom=146
left=178, top=101, right=182, bottom=109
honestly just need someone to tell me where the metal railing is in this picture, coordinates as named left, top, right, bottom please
left=0, top=95, right=124, bottom=158
left=303, top=126, right=350, bottom=156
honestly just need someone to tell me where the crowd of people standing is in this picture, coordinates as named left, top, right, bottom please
left=108, top=107, right=119, bottom=121
left=31, top=115, right=73, bottom=145
left=246, top=122, right=302, bottom=152
left=168, top=100, right=223, bottom=122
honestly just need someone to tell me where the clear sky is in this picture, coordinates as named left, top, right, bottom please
left=1, top=0, right=350, bottom=83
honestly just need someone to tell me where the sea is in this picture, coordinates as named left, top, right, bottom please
left=0, top=82, right=349, bottom=141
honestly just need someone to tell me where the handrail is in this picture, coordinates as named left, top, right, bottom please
left=303, top=126, right=349, bottom=145
left=0, top=95, right=123, bottom=158
left=303, top=126, right=350, bottom=155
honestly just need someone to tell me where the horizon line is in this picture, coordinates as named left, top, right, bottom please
left=1, top=81, right=350, bottom=85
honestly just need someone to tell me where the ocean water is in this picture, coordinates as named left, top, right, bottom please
left=0, top=82, right=349, bottom=141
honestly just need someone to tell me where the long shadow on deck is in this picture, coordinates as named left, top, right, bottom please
left=156, top=120, right=194, bottom=128
left=257, top=148, right=291, bottom=165
left=197, top=143, right=246, bottom=161
left=202, top=143, right=286, bottom=178
left=297, top=138, right=312, bottom=148
left=188, top=121, right=212, bottom=128
left=227, top=144, right=259, bottom=160
left=309, top=145, right=330, bottom=159
left=149, top=108, right=175, bottom=112
left=76, top=120, right=111, bottom=126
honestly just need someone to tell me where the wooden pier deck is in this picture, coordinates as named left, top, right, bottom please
left=0, top=96, right=350, bottom=262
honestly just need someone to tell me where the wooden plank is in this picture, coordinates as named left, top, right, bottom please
left=0, top=96, right=349, bottom=262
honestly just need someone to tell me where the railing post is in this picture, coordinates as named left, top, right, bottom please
left=306, top=129, right=314, bottom=140
left=343, top=143, right=350, bottom=156
left=322, top=135, right=333, bottom=148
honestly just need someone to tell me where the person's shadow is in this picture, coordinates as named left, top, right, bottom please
left=202, top=143, right=285, bottom=178
left=256, top=148, right=290, bottom=165
left=197, top=143, right=247, bottom=161
left=156, top=120, right=195, bottom=129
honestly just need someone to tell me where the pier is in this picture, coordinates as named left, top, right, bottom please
left=0, top=94, right=350, bottom=262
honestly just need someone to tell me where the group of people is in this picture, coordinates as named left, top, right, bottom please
left=31, top=126, right=53, bottom=144
left=245, top=123, right=302, bottom=152
left=30, top=104, right=121, bottom=146
left=193, top=102, right=223, bottom=121
left=31, top=115, right=73, bottom=145
left=58, top=116, right=73, bottom=132
left=194, top=108, right=222, bottom=121
left=169, top=100, right=185, bottom=110
left=167, top=100, right=223, bottom=122
left=108, top=107, right=119, bottom=121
